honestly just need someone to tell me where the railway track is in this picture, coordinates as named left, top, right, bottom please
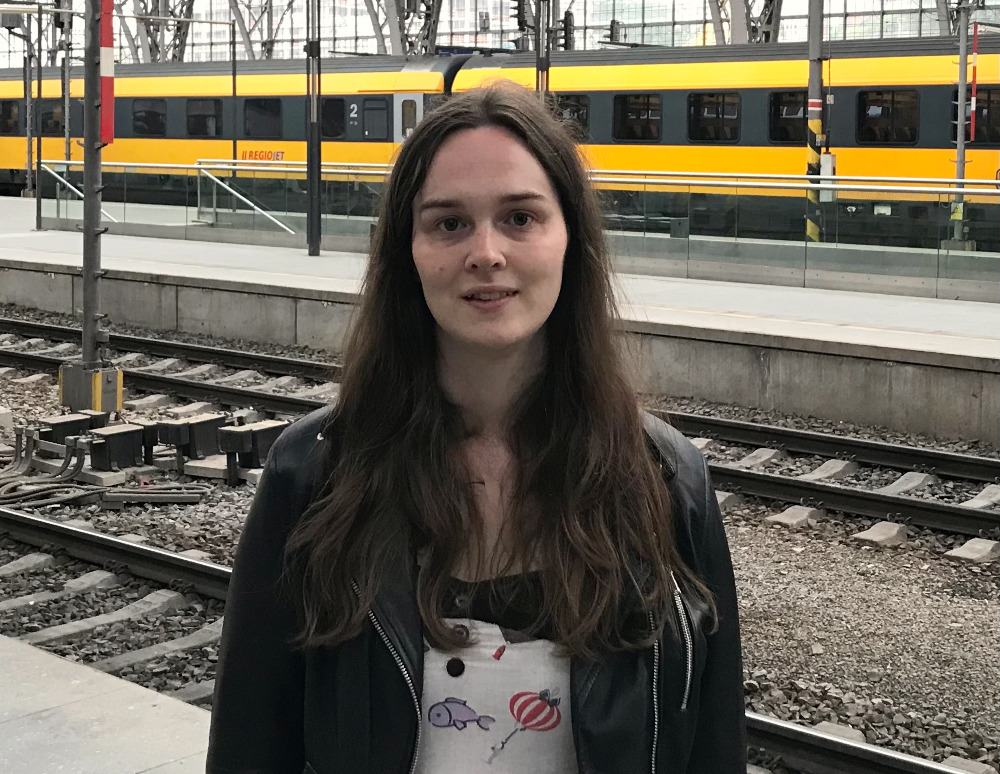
left=0, top=505, right=981, bottom=774
left=2, top=316, right=999, bottom=538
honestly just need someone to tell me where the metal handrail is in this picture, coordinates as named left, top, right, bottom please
left=591, top=175, right=1000, bottom=198
left=41, top=159, right=1000, bottom=198
left=40, top=164, right=120, bottom=223
left=598, top=168, right=1000, bottom=187
left=197, top=158, right=392, bottom=170
left=195, top=158, right=1000, bottom=188
left=198, top=169, right=295, bottom=234
left=43, top=159, right=388, bottom=177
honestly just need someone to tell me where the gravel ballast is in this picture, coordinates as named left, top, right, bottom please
left=730, top=514, right=999, bottom=770
left=0, top=577, right=149, bottom=637
left=0, top=559, right=92, bottom=598
left=119, top=646, right=218, bottom=700
left=41, top=598, right=224, bottom=663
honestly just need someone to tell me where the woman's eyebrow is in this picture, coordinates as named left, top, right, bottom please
left=416, top=191, right=546, bottom=214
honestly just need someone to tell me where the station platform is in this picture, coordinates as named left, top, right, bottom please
left=1, top=197, right=997, bottom=443
left=0, top=635, right=209, bottom=774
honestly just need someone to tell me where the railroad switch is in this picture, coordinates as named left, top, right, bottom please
left=78, top=410, right=111, bottom=429
left=217, top=419, right=288, bottom=486
left=37, top=413, right=94, bottom=448
left=58, top=363, right=123, bottom=414
left=157, top=413, right=231, bottom=472
left=89, top=424, right=146, bottom=472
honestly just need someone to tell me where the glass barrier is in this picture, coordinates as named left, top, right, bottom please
left=37, top=163, right=1000, bottom=302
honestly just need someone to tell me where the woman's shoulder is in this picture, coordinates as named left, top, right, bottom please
left=641, top=410, right=710, bottom=495
left=269, top=405, right=334, bottom=467
left=259, top=405, right=335, bottom=507
left=641, top=411, right=722, bottom=564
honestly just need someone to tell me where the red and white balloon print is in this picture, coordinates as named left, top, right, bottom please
left=485, top=688, right=562, bottom=764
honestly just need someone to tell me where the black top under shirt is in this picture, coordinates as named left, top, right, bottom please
left=441, top=572, right=555, bottom=641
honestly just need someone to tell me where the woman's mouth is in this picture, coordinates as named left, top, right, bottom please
left=464, top=290, right=517, bottom=301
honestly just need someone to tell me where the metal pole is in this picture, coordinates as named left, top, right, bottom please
left=805, top=0, right=823, bottom=242
left=230, top=20, right=237, bottom=169
left=24, top=52, right=32, bottom=197
left=535, top=0, right=550, bottom=95
left=36, top=2, right=43, bottom=230
left=63, top=35, right=71, bottom=162
left=306, top=0, right=321, bottom=256
left=81, top=0, right=103, bottom=367
left=953, top=0, right=969, bottom=242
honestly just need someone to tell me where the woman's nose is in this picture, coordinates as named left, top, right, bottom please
left=465, top=224, right=507, bottom=271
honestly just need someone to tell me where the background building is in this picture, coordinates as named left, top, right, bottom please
left=1, top=0, right=998, bottom=67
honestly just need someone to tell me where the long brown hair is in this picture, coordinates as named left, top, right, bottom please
left=286, top=83, right=714, bottom=659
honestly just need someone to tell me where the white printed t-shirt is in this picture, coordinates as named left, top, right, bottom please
left=415, top=617, right=578, bottom=773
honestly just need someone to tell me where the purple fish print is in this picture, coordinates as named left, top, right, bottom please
left=428, top=697, right=495, bottom=731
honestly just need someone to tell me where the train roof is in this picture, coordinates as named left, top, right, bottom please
left=459, top=35, right=1000, bottom=70
left=0, top=53, right=467, bottom=81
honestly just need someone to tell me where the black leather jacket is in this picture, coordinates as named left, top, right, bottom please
left=208, top=407, right=747, bottom=774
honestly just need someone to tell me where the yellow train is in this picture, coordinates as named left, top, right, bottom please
left=1, top=37, right=997, bottom=246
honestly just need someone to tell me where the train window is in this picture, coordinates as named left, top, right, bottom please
left=1, top=100, right=19, bottom=134
left=363, top=98, right=388, bottom=140
left=321, top=97, right=346, bottom=139
left=245, top=98, right=282, bottom=139
left=40, top=101, right=65, bottom=136
left=556, top=94, right=590, bottom=134
left=857, top=90, right=918, bottom=144
left=401, top=99, right=417, bottom=138
left=133, top=99, right=166, bottom=137
left=957, top=87, right=1000, bottom=144
left=187, top=99, right=222, bottom=137
left=613, top=94, right=660, bottom=141
left=688, top=92, right=740, bottom=143
left=769, top=91, right=806, bottom=143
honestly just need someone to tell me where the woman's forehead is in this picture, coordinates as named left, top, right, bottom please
left=415, top=127, right=556, bottom=204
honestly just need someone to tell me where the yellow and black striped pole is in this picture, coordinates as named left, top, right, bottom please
left=806, top=97, right=823, bottom=243
left=806, top=0, right=824, bottom=243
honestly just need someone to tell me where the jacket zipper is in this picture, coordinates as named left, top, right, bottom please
left=672, top=575, right=694, bottom=712
left=647, top=611, right=660, bottom=774
left=353, top=582, right=422, bottom=774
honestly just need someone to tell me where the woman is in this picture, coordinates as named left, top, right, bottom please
left=208, top=83, right=745, bottom=774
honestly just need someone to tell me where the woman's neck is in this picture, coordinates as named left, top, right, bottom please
left=438, top=335, right=545, bottom=438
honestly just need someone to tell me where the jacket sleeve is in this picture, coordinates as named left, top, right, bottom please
left=687, top=457, right=747, bottom=774
left=207, top=430, right=313, bottom=774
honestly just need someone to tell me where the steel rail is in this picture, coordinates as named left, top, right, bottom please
left=746, top=713, right=971, bottom=774
left=0, top=317, right=339, bottom=381
left=121, top=371, right=325, bottom=415
left=0, top=338, right=328, bottom=415
left=709, top=465, right=996, bottom=536
left=664, top=411, right=1000, bottom=482
left=0, top=348, right=60, bottom=371
left=0, top=506, right=230, bottom=600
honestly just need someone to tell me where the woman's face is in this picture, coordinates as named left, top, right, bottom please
left=411, top=126, right=568, bottom=358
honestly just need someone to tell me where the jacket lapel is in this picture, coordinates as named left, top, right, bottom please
left=369, top=543, right=425, bottom=695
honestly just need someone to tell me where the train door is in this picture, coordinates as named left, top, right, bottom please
left=393, top=94, right=423, bottom=142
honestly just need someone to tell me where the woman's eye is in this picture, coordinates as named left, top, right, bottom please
left=510, top=212, right=534, bottom=227
left=438, top=217, right=462, bottom=232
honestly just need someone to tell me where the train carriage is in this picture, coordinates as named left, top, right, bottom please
left=1, top=38, right=998, bottom=246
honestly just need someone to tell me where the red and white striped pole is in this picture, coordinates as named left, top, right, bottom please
left=99, top=0, right=114, bottom=144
